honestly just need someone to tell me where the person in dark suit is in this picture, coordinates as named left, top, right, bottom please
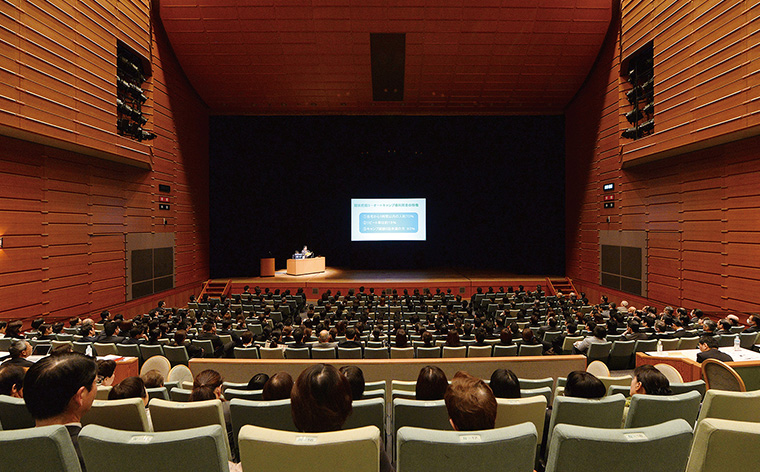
left=217, top=320, right=242, bottom=347
left=93, top=321, right=125, bottom=344
left=623, top=321, right=649, bottom=341
left=1, top=340, right=34, bottom=368
left=696, top=335, right=734, bottom=363
left=197, top=322, right=234, bottom=358
left=23, top=352, right=98, bottom=471
left=337, top=327, right=362, bottom=349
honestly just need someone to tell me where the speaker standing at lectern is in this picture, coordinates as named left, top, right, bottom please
left=301, top=245, right=314, bottom=258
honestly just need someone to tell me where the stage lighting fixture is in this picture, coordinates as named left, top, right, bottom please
left=621, top=127, right=641, bottom=139
left=639, top=119, right=654, bottom=133
left=643, top=102, right=654, bottom=115
left=626, top=87, right=641, bottom=104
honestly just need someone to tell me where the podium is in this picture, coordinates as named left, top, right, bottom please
left=260, top=258, right=275, bottom=277
left=287, top=256, right=325, bottom=276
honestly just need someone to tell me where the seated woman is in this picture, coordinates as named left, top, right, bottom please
left=190, top=369, right=231, bottom=429
left=444, top=329, right=461, bottom=347
left=262, top=371, right=294, bottom=401
left=394, top=329, right=409, bottom=348
left=96, top=359, right=117, bottom=387
left=421, top=331, right=435, bottom=348
left=490, top=368, right=520, bottom=399
left=291, top=364, right=393, bottom=472
left=521, top=327, right=541, bottom=346
left=629, top=365, right=672, bottom=396
left=108, top=376, right=148, bottom=407
left=564, top=371, right=605, bottom=399
left=415, top=365, right=448, bottom=401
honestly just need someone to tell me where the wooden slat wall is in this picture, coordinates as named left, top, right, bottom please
left=620, top=0, right=759, bottom=164
left=566, top=2, right=760, bottom=312
left=0, top=0, right=153, bottom=167
left=0, top=2, right=209, bottom=323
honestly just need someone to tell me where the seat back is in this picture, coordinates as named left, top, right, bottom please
left=562, top=336, right=584, bottom=353
left=115, top=343, right=141, bottom=360
left=79, top=424, right=229, bottom=472
left=167, top=364, right=194, bottom=386
left=547, top=393, right=626, bottom=451
left=364, top=347, right=389, bottom=359
left=546, top=419, right=693, bottom=472
left=229, top=398, right=296, bottom=449
left=519, top=377, right=554, bottom=390
left=686, top=418, right=760, bottom=472
left=585, top=360, right=610, bottom=377
left=192, top=339, right=215, bottom=358
left=96, top=386, right=112, bottom=400
left=337, top=347, right=362, bottom=359
left=238, top=425, right=380, bottom=472
left=739, top=332, right=759, bottom=349
left=138, top=345, right=164, bottom=363
left=597, top=375, right=632, bottom=395
left=148, top=398, right=231, bottom=459
left=162, top=345, right=190, bottom=366
left=624, top=390, right=702, bottom=428
left=521, top=386, right=552, bottom=404
left=259, top=347, right=285, bottom=359
left=169, top=387, right=192, bottom=402
left=493, top=344, right=518, bottom=357
left=311, top=347, right=336, bottom=359
left=677, top=337, right=700, bottom=350
left=0, top=424, right=82, bottom=472
left=653, top=363, right=684, bottom=383
left=442, top=346, right=467, bottom=358
left=397, top=422, right=538, bottom=472
left=696, top=389, right=760, bottom=424
left=390, top=347, right=414, bottom=359
left=701, top=359, right=746, bottom=391
left=718, top=334, right=738, bottom=347
left=519, top=344, right=543, bottom=356
left=234, top=347, right=260, bottom=359
left=343, top=397, right=385, bottom=439
left=495, top=395, right=547, bottom=445
left=139, top=355, right=171, bottom=379
left=634, top=339, right=658, bottom=352
left=392, top=398, right=452, bottom=439
left=670, top=380, right=707, bottom=400
left=660, top=338, right=680, bottom=351
left=146, top=387, right=170, bottom=401
left=586, top=342, right=612, bottom=363
left=0, top=395, right=36, bottom=430
left=467, top=345, right=492, bottom=357
left=284, top=347, right=309, bottom=359
left=415, top=346, right=440, bottom=358
left=93, top=343, right=118, bottom=356
left=391, top=380, right=416, bottom=392
left=82, top=398, right=151, bottom=432
left=224, top=388, right=262, bottom=401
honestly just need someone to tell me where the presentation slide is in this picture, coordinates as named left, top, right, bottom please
left=351, top=198, right=426, bottom=241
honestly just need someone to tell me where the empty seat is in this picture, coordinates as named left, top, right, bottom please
left=415, top=346, right=440, bottom=358
left=686, top=418, right=760, bottom=472
left=138, top=345, right=164, bottom=362
left=0, top=424, right=81, bottom=472
left=162, top=346, right=190, bottom=366
left=696, top=389, right=760, bottom=424
left=547, top=393, right=626, bottom=452
left=343, top=397, right=385, bottom=439
left=392, top=398, right=452, bottom=442
left=82, top=398, right=152, bottom=432
left=169, top=387, right=192, bottom=402
left=586, top=342, right=612, bottom=364
left=149, top=398, right=231, bottom=459
left=653, top=363, right=684, bottom=383
left=93, top=343, right=118, bottom=356
left=167, top=364, right=194, bottom=387
left=79, top=424, right=229, bottom=472
left=397, top=422, right=538, bottom=472
left=146, top=387, right=170, bottom=401
left=495, top=395, right=547, bottom=448
left=585, top=360, right=610, bottom=377
left=624, top=390, right=701, bottom=428
left=139, top=355, right=171, bottom=379
left=607, top=340, right=635, bottom=370
left=239, top=425, right=380, bottom=472
left=597, top=375, right=632, bottom=395
left=677, top=337, right=700, bottom=350
left=701, top=359, right=746, bottom=391
left=229, top=398, right=296, bottom=449
left=670, top=380, right=707, bottom=400
left=546, top=419, right=693, bottom=472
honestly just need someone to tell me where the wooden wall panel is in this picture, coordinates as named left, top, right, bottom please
left=620, top=0, right=759, bottom=165
left=566, top=2, right=760, bottom=312
left=0, top=3, right=209, bottom=325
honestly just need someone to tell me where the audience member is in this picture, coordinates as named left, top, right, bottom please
left=444, top=371, right=497, bottom=431
left=696, top=335, right=733, bottom=363
left=96, top=359, right=116, bottom=386
left=108, top=376, right=148, bottom=406
left=141, top=369, right=165, bottom=389
left=247, top=372, right=270, bottom=391
left=339, top=365, right=365, bottom=400
left=0, top=365, right=25, bottom=397
left=573, top=326, right=607, bottom=354
left=2, top=339, right=34, bottom=368
left=564, top=371, right=605, bottom=399
left=262, top=371, right=294, bottom=401
left=629, top=365, right=671, bottom=396
left=415, top=365, right=448, bottom=400
left=490, top=368, right=520, bottom=398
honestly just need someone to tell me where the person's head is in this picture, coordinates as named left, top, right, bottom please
left=444, top=371, right=497, bottom=431
left=108, top=376, right=148, bottom=406
left=241, top=331, right=254, bottom=345
left=247, top=373, right=270, bottom=391
left=9, top=339, right=31, bottom=359
left=630, top=365, right=671, bottom=396
left=748, top=314, right=760, bottom=327
left=23, top=353, right=98, bottom=424
left=0, top=365, right=25, bottom=398
left=564, top=371, right=605, bottom=399
left=345, top=327, right=357, bottom=341
left=446, top=329, right=461, bottom=346
left=699, top=335, right=719, bottom=351
left=141, top=369, right=164, bottom=388
left=291, top=364, right=352, bottom=432
left=318, top=330, right=331, bottom=343
left=489, top=369, right=520, bottom=399
left=339, top=365, right=365, bottom=400
left=262, top=371, right=294, bottom=401
left=593, top=325, right=607, bottom=340
left=96, top=359, right=117, bottom=386
left=703, top=320, right=717, bottom=333
left=416, top=365, right=448, bottom=400
left=190, top=369, right=223, bottom=401
left=103, top=321, right=119, bottom=336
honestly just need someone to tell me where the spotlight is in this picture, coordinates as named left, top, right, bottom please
left=626, top=87, right=641, bottom=104
left=625, top=108, right=643, bottom=124
left=642, top=102, right=654, bottom=115
left=621, top=127, right=641, bottom=139
left=639, top=119, right=655, bottom=133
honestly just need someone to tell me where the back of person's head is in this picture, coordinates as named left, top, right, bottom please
left=103, top=321, right=118, bottom=336
left=247, top=373, right=270, bottom=391
left=262, top=371, right=294, bottom=401
left=8, top=339, right=28, bottom=358
left=291, top=364, right=352, bottom=432
left=699, top=335, right=719, bottom=349
left=416, top=365, right=448, bottom=400
left=96, top=359, right=117, bottom=385
left=6, top=320, right=22, bottom=337
left=703, top=320, right=717, bottom=332
left=345, top=327, right=357, bottom=340
left=489, top=369, right=520, bottom=399
left=108, top=376, right=147, bottom=403
left=564, top=371, right=605, bottom=399
left=593, top=325, right=607, bottom=339
left=23, top=353, right=97, bottom=420
left=444, top=371, right=497, bottom=431
left=0, top=365, right=25, bottom=397
left=395, top=329, right=408, bottom=347
left=631, top=365, right=671, bottom=395
left=241, top=331, right=254, bottom=345
left=190, top=369, right=223, bottom=401
left=174, top=329, right=188, bottom=345
left=141, top=369, right=165, bottom=388
left=292, top=327, right=304, bottom=343
left=31, top=317, right=45, bottom=330
left=339, top=365, right=365, bottom=400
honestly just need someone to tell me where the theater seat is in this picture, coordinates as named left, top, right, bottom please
left=0, top=395, right=35, bottom=430
left=0, top=424, right=81, bottom=472
left=396, top=422, right=538, bottom=472
left=686, top=418, right=760, bottom=472
left=149, top=398, right=231, bottom=460
left=239, top=425, right=380, bottom=472
left=82, top=398, right=152, bottom=432
left=546, top=393, right=626, bottom=453
left=624, top=390, right=701, bottom=429
left=79, top=424, right=229, bottom=472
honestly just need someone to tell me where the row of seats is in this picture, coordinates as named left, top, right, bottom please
left=3, top=414, right=758, bottom=472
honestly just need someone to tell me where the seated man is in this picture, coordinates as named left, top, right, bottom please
left=197, top=322, right=234, bottom=358
left=337, top=327, right=362, bottom=349
left=444, top=371, right=497, bottom=431
left=23, top=352, right=98, bottom=471
left=573, top=325, right=607, bottom=354
left=1, top=339, right=34, bottom=368
left=0, top=365, right=25, bottom=397
left=696, top=335, right=733, bottom=363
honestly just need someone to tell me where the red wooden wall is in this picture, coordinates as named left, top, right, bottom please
left=566, top=1, right=760, bottom=312
left=0, top=2, right=209, bottom=323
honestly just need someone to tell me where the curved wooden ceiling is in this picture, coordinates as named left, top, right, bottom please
left=159, top=1, right=612, bottom=115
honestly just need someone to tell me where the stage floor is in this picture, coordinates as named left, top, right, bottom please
left=217, top=267, right=556, bottom=299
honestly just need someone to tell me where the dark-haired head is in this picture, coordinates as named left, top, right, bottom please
left=247, top=373, right=270, bottom=391
left=262, top=371, right=294, bottom=401
left=564, top=371, right=605, bottom=399
left=416, top=365, right=448, bottom=401
left=190, top=369, right=223, bottom=402
left=23, top=353, right=97, bottom=421
left=489, top=369, right=520, bottom=399
left=108, top=376, right=148, bottom=405
left=339, top=365, right=365, bottom=401
left=291, top=364, right=352, bottom=432
left=631, top=365, right=671, bottom=396
left=445, top=371, right=497, bottom=431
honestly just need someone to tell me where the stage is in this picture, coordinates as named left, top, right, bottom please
left=216, top=267, right=557, bottom=300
